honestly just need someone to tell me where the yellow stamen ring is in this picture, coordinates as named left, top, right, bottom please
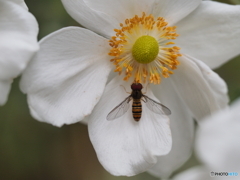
left=109, top=12, right=182, bottom=84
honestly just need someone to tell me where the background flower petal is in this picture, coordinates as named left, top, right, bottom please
left=12, top=0, right=28, bottom=9
left=0, top=0, right=38, bottom=105
left=196, top=98, right=240, bottom=172
left=147, top=81, right=194, bottom=179
left=10, top=0, right=28, bottom=9
left=175, top=1, right=240, bottom=69
left=151, top=0, right=201, bottom=25
left=171, top=55, right=228, bottom=121
left=0, top=80, right=12, bottom=105
left=88, top=76, right=171, bottom=176
left=173, top=166, right=211, bottom=180
left=0, top=0, right=38, bottom=79
left=20, top=27, right=112, bottom=127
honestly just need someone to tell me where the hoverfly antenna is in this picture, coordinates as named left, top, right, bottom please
left=120, top=85, right=131, bottom=94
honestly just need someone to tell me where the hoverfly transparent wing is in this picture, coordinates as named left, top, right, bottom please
left=106, top=96, right=132, bottom=120
left=142, top=95, right=171, bottom=115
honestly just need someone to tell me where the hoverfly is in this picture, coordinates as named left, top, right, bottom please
left=107, top=83, right=171, bottom=121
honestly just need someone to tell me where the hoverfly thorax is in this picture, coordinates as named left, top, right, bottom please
left=131, top=83, right=143, bottom=100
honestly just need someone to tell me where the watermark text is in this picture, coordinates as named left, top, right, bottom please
left=210, top=171, right=238, bottom=177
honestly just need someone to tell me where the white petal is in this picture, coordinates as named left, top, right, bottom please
left=20, top=27, right=112, bottom=127
left=85, top=0, right=201, bottom=27
left=61, top=0, right=116, bottom=38
left=196, top=98, right=240, bottom=172
left=0, top=0, right=38, bottom=80
left=147, top=80, right=194, bottom=179
left=175, top=1, right=240, bottom=69
left=173, top=166, right=211, bottom=180
left=0, top=80, right=12, bottom=105
left=88, top=76, right=171, bottom=176
left=151, top=0, right=201, bottom=25
left=61, top=0, right=201, bottom=38
left=190, top=56, right=229, bottom=109
left=82, top=0, right=156, bottom=28
left=170, top=55, right=228, bottom=121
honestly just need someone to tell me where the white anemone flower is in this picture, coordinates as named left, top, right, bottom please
left=173, top=98, right=240, bottom=180
left=20, top=0, right=240, bottom=176
left=0, top=0, right=38, bottom=105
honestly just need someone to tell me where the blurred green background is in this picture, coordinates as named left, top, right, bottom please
left=0, top=0, right=239, bottom=179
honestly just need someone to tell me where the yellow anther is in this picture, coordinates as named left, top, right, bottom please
left=166, top=42, right=175, bottom=45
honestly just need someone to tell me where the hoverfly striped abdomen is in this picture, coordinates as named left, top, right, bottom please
left=132, top=99, right=142, bottom=121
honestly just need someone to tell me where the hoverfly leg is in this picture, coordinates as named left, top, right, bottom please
left=141, top=98, right=146, bottom=103
left=120, top=85, right=131, bottom=94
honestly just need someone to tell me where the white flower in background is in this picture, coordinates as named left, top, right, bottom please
left=0, top=0, right=38, bottom=105
left=173, top=98, right=240, bottom=180
left=20, top=0, right=240, bottom=176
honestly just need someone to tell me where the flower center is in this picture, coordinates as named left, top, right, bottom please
left=108, top=12, right=182, bottom=84
left=132, top=35, right=159, bottom=64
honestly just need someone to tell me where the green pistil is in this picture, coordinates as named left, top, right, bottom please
left=132, top=35, right=159, bottom=64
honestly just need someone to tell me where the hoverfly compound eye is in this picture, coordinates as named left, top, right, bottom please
left=131, top=83, right=143, bottom=90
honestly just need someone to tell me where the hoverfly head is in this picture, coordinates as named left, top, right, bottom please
left=131, top=83, right=143, bottom=91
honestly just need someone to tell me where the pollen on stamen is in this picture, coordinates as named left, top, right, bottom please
left=108, top=12, right=182, bottom=84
